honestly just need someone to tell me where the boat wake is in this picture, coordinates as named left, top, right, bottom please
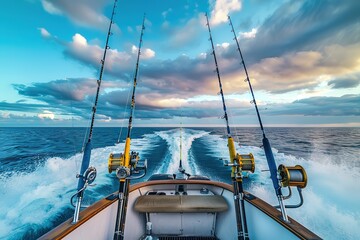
left=153, top=128, right=209, bottom=176
left=0, top=128, right=359, bottom=240
left=200, top=132, right=360, bottom=240
left=0, top=134, right=155, bottom=239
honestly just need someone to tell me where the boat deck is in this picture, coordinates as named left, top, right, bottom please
left=157, top=237, right=217, bottom=240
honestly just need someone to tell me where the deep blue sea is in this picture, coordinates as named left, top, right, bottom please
left=0, top=127, right=359, bottom=239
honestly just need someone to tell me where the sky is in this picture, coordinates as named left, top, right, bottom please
left=0, top=0, right=359, bottom=127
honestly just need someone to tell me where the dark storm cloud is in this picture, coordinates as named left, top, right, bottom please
left=0, top=101, right=50, bottom=112
left=240, top=0, right=360, bottom=63
left=328, top=78, right=360, bottom=89
left=267, top=94, right=360, bottom=116
left=13, top=78, right=122, bottom=102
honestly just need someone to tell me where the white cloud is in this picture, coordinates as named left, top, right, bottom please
left=67, top=33, right=131, bottom=71
left=198, top=53, right=207, bottom=59
left=41, top=0, right=62, bottom=14
left=131, top=45, right=138, bottom=54
left=38, top=110, right=55, bottom=120
left=72, top=33, right=87, bottom=47
left=127, top=26, right=133, bottom=33
left=240, top=28, right=257, bottom=39
left=132, top=45, right=156, bottom=59
left=142, top=48, right=156, bottom=59
left=1, top=112, right=10, bottom=119
left=249, top=44, right=360, bottom=93
left=65, top=33, right=155, bottom=74
left=38, top=27, right=51, bottom=38
left=217, top=42, right=230, bottom=48
left=209, top=0, right=242, bottom=25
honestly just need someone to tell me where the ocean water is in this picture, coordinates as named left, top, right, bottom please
left=0, top=127, right=359, bottom=239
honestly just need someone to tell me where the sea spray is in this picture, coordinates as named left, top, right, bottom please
left=201, top=132, right=360, bottom=240
left=0, top=127, right=358, bottom=239
left=0, top=135, right=153, bottom=239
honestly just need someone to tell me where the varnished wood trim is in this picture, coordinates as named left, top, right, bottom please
left=40, top=180, right=321, bottom=240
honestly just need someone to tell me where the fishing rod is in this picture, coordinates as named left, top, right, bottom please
left=179, top=124, right=183, bottom=171
left=71, top=0, right=118, bottom=224
left=109, top=13, right=147, bottom=240
left=228, top=15, right=308, bottom=222
left=177, top=124, right=191, bottom=178
left=205, top=13, right=254, bottom=240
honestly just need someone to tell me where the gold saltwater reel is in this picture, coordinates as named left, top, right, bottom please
left=278, top=164, right=307, bottom=188
left=108, top=151, right=147, bottom=180
left=235, top=153, right=255, bottom=173
left=275, top=164, right=308, bottom=209
left=224, top=153, right=255, bottom=178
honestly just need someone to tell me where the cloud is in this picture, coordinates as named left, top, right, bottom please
left=269, top=94, right=360, bottom=116
left=240, top=28, right=257, bottom=39
left=240, top=0, right=360, bottom=63
left=132, top=45, right=155, bottom=59
left=38, top=110, right=55, bottom=119
left=249, top=44, right=360, bottom=93
left=0, top=101, right=50, bottom=112
left=41, top=0, right=120, bottom=32
left=328, top=78, right=360, bottom=89
left=209, top=0, right=242, bottom=25
left=13, top=78, right=122, bottom=107
left=63, top=33, right=155, bottom=76
left=10, top=0, right=357, bottom=126
left=38, top=27, right=51, bottom=38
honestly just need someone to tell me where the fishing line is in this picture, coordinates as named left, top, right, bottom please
left=117, top=76, right=132, bottom=144
left=206, top=13, right=251, bottom=240
left=228, top=15, right=295, bottom=223
left=72, top=0, right=118, bottom=224
left=81, top=95, right=94, bottom=151
left=112, top=14, right=146, bottom=240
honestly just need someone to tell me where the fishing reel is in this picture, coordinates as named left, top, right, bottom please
left=108, top=151, right=147, bottom=180
left=224, top=153, right=255, bottom=178
left=76, top=166, right=97, bottom=188
left=70, top=166, right=97, bottom=208
left=275, top=164, right=307, bottom=209
left=278, top=164, right=307, bottom=189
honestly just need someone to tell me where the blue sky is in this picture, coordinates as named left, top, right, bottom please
left=0, top=0, right=359, bottom=127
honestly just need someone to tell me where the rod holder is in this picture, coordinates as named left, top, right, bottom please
left=273, top=165, right=307, bottom=211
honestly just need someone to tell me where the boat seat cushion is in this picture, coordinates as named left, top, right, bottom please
left=134, top=195, right=228, bottom=213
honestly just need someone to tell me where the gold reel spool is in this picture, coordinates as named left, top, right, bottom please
left=236, top=153, right=255, bottom=172
left=108, top=153, right=124, bottom=173
left=278, top=164, right=307, bottom=188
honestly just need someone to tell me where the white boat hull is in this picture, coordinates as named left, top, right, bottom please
left=40, top=180, right=321, bottom=240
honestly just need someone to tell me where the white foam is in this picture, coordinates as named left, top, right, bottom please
left=154, top=128, right=209, bottom=175
left=202, top=133, right=360, bottom=240
left=0, top=134, right=154, bottom=238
